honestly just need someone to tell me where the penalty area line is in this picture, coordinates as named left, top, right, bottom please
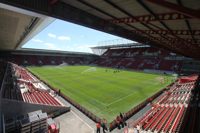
left=106, top=92, right=136, bottom=107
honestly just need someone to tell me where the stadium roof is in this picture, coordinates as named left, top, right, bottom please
left=91, top=43, right=149, bottom=49
left=0, top=48, right=97, bottom=57
left=0, top=3, right=54, bottom=50
left=0, top=0, right=200, bottom=59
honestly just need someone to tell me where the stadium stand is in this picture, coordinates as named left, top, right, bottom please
left=178, top=76, right=200, bottom=133
left=0, top=61, right=70, bottom=133
left=93, top=46, right=184, bottom=73
left=0, top=50, right=97, bottom=66
left=129, top=75, right=198, bottom=133
left=1, top=63, right=23, bottom=101
left=5, top=62, right=63, bottom=106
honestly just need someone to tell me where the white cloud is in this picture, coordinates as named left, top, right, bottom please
left=32, top=39, right=43, bottom=43
left=57, top=36, right=71, bottom=41
left=44, top=43, right=61, bottom=50
left=47, top=33, right=71, bottom=41
left=48, top=33, right=57, bottom=38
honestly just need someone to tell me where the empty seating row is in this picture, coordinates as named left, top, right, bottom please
left=22, top=91, right=61, bottom=106
left=2, top=54, right=88, bottom=66
left=12, top=64, right=35, bottom=81
left=103, top=47, right=171, bottom=58
left=180, top=76, right=200, bottom=133
left=1, top=63, right=23, bottom=100
left=134, top=106, right=185, bottom=133
left=156, top=80, right=196, bottom=106
left=93, top=56, right=182, bottom=72
left=130, top=75, right=198, bottom=133
left=11, top=64, right=62, bottom=106
left=1, top=62, right=62, bottom=107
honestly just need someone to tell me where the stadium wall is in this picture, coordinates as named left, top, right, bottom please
left=1, top=98, right=70, bottom=119
left=143, top=69, right=176, bottom=75
left=0, top=50, right=99, bottom=66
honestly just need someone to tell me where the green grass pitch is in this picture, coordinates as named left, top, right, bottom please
left=28, top=65, right=174, bottom=122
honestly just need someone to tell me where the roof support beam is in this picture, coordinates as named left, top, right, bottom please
left=104, top=0, right=154, bottom=30
left=132, top=30, right=200, bottom=35
left=75, top=0, right=163, bottom=46
left=109, top=12, right=190, bottom=24
left=15, top=17, right=39, bottom=49
left=146, top=0, right=200, bottom=19
left=153, top=37, right=200, bottom=44
left=105, top=1, right=195, bottom=49
left=76, top=0, right=176, bottom=51
left=137, top=0, right=175, bottom=31
left=136, top=0, right=197, bottom=50
left=176, top=0, right=197, bottom=43
left=104, top=0, right=178, bottom=50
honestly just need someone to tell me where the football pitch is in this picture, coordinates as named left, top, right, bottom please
left=28, top=66, right=174, bottom=122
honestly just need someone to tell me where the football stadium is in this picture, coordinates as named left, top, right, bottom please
left=0, top=1, right=200, bottom=133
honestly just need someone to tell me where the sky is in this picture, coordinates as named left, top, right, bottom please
left=23, top=19, right=134, bottom=53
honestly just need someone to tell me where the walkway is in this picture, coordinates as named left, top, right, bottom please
left=54, top=95, right=151, bottom=133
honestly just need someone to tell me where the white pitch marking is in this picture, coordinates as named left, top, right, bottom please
left=71, top=110, right=95, bottom=133
left=106, top=92, right=136, bottom=106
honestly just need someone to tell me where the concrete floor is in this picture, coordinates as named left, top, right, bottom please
left=54, top=111, right=94, bottom=133
left=53, top=95, right=151, bottom=133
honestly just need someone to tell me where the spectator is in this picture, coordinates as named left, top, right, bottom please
left=58, top=89, right=60, bottom=96
left=119, top=112, right=124, bottom=127
left=116, top=116, right=121, bottom=129
left=120, top=112, right=127, bottom=126
left=101, top=118, right=108, bottom=133
left=96, top=121, right=101, bottom=133
left=120, top=112, right=124, bottom=120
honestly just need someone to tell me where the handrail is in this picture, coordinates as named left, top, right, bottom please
left=0, top=63, right=9, bottom=97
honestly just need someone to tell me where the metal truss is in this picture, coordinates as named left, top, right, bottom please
left=109, top=12, right=190, bottom=24
left=132, top=30, right=200, bottom=35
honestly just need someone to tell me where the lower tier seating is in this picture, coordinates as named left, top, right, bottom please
left=130, top=75, right=198, bottom=133
left=1, top=62, right=62, bottom=107
left=22, top=91, right=61, bottom=106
